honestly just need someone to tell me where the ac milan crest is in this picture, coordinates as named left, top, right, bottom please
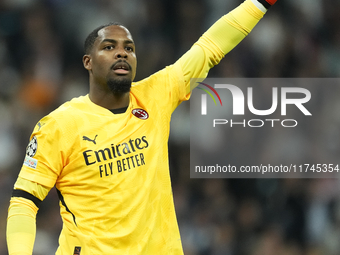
left=132, top=108, right=149, bottom=120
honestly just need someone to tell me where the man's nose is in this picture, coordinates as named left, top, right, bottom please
left=115, top=46, right=128, bottom=59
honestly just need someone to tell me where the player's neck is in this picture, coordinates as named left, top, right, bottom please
left=89, top=90, right=130, bottom=110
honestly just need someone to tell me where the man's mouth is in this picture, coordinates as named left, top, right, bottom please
left=112, top=61, right=131, bottom=75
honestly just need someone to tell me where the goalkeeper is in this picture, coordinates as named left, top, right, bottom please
left=7, top=0, right=277, bottom=254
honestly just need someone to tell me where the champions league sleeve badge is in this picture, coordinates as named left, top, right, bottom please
left=26, top=136, right=38, bottom=157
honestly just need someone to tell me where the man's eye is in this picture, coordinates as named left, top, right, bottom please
left=126, top=47, right=134, bottom=52
left=104, top=45, right=114, bottom=50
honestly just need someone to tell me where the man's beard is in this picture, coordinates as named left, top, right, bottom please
left=107, top=77, right=132, bottom=94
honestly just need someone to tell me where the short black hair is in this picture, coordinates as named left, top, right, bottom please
left=84, top=22, right=124, bottom=54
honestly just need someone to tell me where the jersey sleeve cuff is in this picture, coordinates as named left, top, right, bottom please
left=19, top=168, right=56, bottom=188
left=250, top=0, right=268, bottom=12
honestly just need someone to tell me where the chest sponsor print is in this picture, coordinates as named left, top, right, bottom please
left=82, top=136, right=149, bottom=178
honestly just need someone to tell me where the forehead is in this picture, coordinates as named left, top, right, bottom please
left=97, top=25, right=134, bottom=43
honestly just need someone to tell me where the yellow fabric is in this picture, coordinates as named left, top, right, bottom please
left=7, top=197, right=38, bottom=255
left=14, top=177, right=51, bottom=201
left=19, top=76, right=188, bottom=254
left=178, top=0, right=264, bottom=94
left=9, top=0, right=265, bottom=254
left=224, top=0, right=264, bottom=35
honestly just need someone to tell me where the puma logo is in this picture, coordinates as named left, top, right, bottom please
left=37, top=122, right=45, bottom=131
left=83, top=135, right=98, bottom=144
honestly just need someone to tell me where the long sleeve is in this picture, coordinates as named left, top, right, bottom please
left=174, top=0, right=265, bottom=94
left=7, top=177, right=50, bottom=255
left=7, top=197, right=38, bottom=255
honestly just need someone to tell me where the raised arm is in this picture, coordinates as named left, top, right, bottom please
left=175, top=0, right=276, bottom=95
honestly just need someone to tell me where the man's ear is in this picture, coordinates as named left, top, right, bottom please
left=83, top=55, right=92, bottom=71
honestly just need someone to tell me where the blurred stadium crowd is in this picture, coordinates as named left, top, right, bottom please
left=1, top=0, right=340, bottom=254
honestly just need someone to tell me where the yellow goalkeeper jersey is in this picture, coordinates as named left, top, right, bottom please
left=13, top=1, right=264, bottom=254
left=20, top=62, right=188, bottom=254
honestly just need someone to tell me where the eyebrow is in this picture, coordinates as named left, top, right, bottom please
left=101, top=39, right=134, bottom=45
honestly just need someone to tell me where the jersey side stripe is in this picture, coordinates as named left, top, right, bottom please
left=56, top=188, right=77, bottom=226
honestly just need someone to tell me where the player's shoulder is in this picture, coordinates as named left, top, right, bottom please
left=50, top=95, right=88, bottom=117
left=38, top=95, right=88, bottom=130
left=29, top=95, right=90, bottom=142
